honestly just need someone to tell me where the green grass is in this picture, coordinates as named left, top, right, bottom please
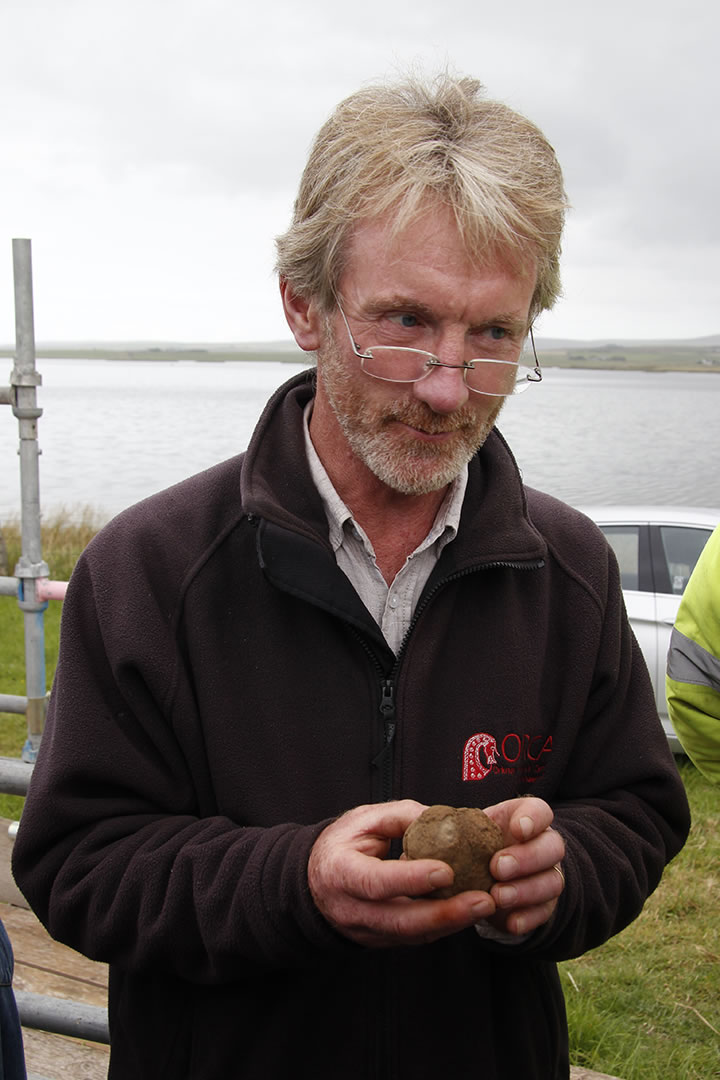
left=561, top=761, right=720, bottom=1078
left=2, top=512, right=719, bottom=1076
left=0, top=599, right=63, bottom=817
left=0, top=508, right=101, bottom=816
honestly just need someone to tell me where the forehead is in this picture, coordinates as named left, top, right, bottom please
left=338, top=204, right=536, bottom=322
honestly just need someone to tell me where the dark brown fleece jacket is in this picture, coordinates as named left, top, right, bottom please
left=13, top=370, right=689, bottom=1079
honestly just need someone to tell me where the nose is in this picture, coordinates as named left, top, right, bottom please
left=412, top=337, right=470, bottom=415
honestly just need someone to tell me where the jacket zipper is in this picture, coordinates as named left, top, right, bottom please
left=346, top=557, right=544, bottom=1080
left=376, top=679, right=396, bottom=803
left=359, top=558, right=544, bottom=804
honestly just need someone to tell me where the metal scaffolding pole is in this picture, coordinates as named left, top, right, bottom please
left=15, top=990, right=110, bottom=1044
left=6, top=240, right=48, bottom=761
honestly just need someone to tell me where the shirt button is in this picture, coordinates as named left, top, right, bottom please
left=389, top=595, right=399, bottom=608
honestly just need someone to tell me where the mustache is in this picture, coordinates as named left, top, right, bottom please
left=382, top=401, right=479, bottom=433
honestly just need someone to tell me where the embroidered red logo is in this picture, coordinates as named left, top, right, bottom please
left=463, top=733, right=499, bottom=781
left=463, top=732, right=553, bottom=782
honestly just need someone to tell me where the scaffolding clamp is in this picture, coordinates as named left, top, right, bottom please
left=10, top=368, right=42, bottom=387
left=15, top=557, right=50, bottom=613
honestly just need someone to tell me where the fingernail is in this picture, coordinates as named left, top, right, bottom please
left=519, top=815, right=533, bottom=839
left=471, top=899, right=493, bottom=919
left=495, top=855, right=517, bottom=879
left=496, top=885, right=517, bottom=908
left=428, top=867, right=453, bottom=888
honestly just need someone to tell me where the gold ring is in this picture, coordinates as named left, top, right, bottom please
left=552, top=863, right=565, bottom=888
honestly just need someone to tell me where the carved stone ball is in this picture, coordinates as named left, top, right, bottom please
left=402, top=804, right=505, bottom=898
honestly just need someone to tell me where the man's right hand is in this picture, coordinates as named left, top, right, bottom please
left=307, top=800, right=496, bottom=947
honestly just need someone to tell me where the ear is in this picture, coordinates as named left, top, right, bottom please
left=279, top=279, right=324, bottom=352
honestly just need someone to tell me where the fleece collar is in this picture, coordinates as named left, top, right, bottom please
left=240, top=369, right=547, bottom=569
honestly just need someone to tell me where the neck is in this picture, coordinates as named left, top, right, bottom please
left=309, top=420, right=450, bottom=583
left=354, top=491, right=449, bottom=584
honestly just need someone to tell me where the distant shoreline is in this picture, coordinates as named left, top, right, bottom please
left=0, top=346, right=306, bottom=365
left=1, top=345, right=719, bottom=373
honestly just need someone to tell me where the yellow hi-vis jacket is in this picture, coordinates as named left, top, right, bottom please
left=666, top=523, right=720, bottom=782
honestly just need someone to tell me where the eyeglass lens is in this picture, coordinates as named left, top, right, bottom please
left=362, top=347, right=525, bottom=396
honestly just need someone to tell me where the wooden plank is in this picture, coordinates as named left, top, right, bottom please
left=22, top=1027, right=109, bottom=1080
left=570, top=1072, right=623, bottom=1080
left=0, top=818, right=27, bottom=909
left=0, top=903, right=108, bottom=1079
left=1, top=903, right=107, bottom=1009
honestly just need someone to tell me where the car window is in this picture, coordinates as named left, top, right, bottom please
left=601, top=526, right=640, bottom=590
left=658, top=526, right=712, bottom=595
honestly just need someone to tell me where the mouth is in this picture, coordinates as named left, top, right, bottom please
left=398, top=422, right=459, bottom=442
left=389, top=413, right=469, bottom=441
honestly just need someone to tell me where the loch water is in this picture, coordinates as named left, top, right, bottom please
left=1, top=359, right=719, bottom=522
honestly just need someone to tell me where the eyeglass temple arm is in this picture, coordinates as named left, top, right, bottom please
left=527, top=326, right=543, bottom=382
left=334, top=294, right=375, bottom=359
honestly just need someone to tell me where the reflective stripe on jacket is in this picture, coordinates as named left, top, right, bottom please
left=667, top=524, right=720, bottom=782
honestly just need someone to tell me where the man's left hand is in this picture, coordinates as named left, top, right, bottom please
left=483, top=797, right=566, bottom=936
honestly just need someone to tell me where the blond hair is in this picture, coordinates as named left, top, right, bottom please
left=275, top=73, right=568, bottom=321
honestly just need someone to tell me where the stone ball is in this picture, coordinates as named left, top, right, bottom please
left=402, top=804, right=505, bottom=898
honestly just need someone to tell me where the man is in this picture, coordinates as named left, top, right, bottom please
left=13, top=74, right=689, bottom=1079
left=667, top=523, right=720, bottom=782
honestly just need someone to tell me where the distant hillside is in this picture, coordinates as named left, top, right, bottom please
left=0, top=341, right=306, bottom=364
left=537, top=333, right=720, bottom=349
left=533, top=340, right=720, bottom=372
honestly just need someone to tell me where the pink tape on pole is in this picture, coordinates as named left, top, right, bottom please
left=35, top=579, right=68, bottom=602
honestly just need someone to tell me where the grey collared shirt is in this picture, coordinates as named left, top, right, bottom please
left=303, top=403, right=467, bottom=653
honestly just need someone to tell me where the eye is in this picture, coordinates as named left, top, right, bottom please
left=387, top=312, right=421, bottom=329
left=488, top=326, right=507, bottom=340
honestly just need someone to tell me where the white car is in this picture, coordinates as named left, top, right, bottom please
left=579, top=506, right=720, bottom=753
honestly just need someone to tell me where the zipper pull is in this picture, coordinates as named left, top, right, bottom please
left=372, top=678, right=397, bottom=802
left=379, top=679, right=396, bottom=745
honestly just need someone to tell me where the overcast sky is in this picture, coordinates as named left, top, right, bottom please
left=1, top=0, right=717, bottom=345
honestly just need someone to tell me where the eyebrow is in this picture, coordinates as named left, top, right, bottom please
left=362, top=295, right=436, bottom=319
left=362, top=295, right=530, bottom=336
left=478, top=312, right=532, bottom=336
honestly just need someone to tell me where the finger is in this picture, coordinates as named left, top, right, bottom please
left=336, top=849, right=458, bottom=902
left=334, top=799, right=429, bottom=854
left=498, top=897, right=559, bottom=937
left=337, top=890, right=497, bottom=948
left=492, top=862, right=565, bottom=912
left=483, top=797, right=554, bottom=844
left=384, top=890, right=497, bottom=942
left=490, top=827, right=565, bottom=883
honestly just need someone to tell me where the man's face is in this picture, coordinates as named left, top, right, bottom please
left=313, top=204, right=536, bottom=497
